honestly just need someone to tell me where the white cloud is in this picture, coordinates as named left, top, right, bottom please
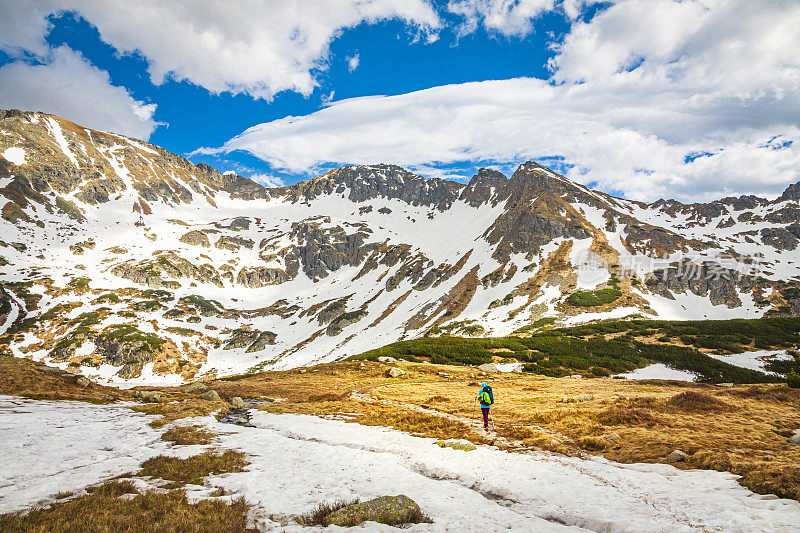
left=6, top=0, right=440, bottom=100
left=346, top=53, right=360, bottom=72
left=0, top=46, right=159, bottom=140
left=249, top=173, right=286, bottom=189
left=205, top=0, right=800, bottom=202
left=448, top=0, right=555, bottom=37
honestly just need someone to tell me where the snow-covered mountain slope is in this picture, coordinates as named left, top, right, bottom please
left=0, top=109, right=798, bottom=383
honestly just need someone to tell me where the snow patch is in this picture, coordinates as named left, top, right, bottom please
left=1, top=146, right=26, bottom=166
left=0, top=396, right=169, bottom=513
left=617, top=364, right=697, bottom=382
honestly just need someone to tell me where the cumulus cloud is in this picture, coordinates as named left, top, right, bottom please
left=205, top=0, right=800, bottom=202
left=448, top=0, right=555, bottom=37
left=6, top=0, right=440, bottom=100
left=0, top=46, right=159, bottom=140
left=249, top=174, right=286, bottom=189
left=346, top=53, right=360, bottom=72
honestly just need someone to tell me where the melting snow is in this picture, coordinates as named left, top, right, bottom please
left=44, top=117, right=79, bottom=168
left=708, top=350, right=793, bottom=375
left=0, top=396, right=169, bottom=513
left=616, top=364, right=697, bottom=382
left=2, top=398, right=799, bottom=530
left=1, top=146, right=26, bottom=166
left=191, top=411, right=798, bottom=532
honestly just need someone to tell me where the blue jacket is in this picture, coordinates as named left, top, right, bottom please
left=478, top=385, right=494, bottom=408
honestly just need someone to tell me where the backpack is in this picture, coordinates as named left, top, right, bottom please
left=479, top=387, right=494, bottom=406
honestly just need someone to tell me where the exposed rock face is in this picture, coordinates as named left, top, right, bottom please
left=760, top=228, right=799, bottom=250
left=223, top=328, right=276, bottom=352
left=236, top=267, right=290, bottom=287
left=180, top=230, right=210, bottom=247
left=778, top=180, right=800, bottom=202
left=327, top=309, right=367, bottom=336
left=216, top=235, right=254, bottom=250
left=647, top=260, right=763, bottom=308
left=286, top=217, right=373, bottom=281
left=283, top=164, right=462, bottom=210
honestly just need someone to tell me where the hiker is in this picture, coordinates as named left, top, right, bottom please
left=477, top=382, right=494, bottom=430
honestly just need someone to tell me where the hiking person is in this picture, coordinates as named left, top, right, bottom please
left=477, top=382, right=494, bottom=431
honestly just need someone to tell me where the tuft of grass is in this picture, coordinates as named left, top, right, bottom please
left=667, top=391, right=733, bottom=412
left=0, top=482, right=250, bottom=533
left=138, top=451, right=247, bottom=486
left=307, top=393, right=342, bottom=402
left=161, top=425, right=216, bottom=445
left=595, top=406, right=665, bottom=427
left=296, top=498, right=360, bottom=526
left=132, top=399, right=219, bottom=428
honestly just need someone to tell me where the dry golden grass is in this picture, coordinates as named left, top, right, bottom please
left=0, top=481, right=251, bottom=533
left=138, top=450, right=247, bottom=486
left=161, top=425, right=216, bottom=445
left=199, top=360, right=800, bottom=500
left=0, top=354, right=131, bottom=403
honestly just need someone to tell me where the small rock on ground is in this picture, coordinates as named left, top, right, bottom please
left=134, top=390, right=161, bottom=402
left=385, top=367, right=405, bottom=378
left=185, top=382, right=207, bottom=392
left=666, top=449, right=688, bottom=463
left=201, top=390, right=222, bottom=402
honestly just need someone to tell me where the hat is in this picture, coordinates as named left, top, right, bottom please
left=481, top=382, right=488, bottom=388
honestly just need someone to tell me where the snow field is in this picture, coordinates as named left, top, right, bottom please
left=0, top=396, right=170, bottom=513
left=1, top=396, right=799, bottom=531
left=194, top=411, right=800, bottom=532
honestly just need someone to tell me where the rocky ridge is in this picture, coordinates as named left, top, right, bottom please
left=0, top=109, right=798, bottom=383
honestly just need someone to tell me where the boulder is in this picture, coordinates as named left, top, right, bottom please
left=377, top=356, right=397, bottom=363
left=385, top=367, right=406, bottom=378
left=790, top=430, right=800, bottom=445
left=576, top=394, right=594, bottom=402
left=717, top=383, right=734, bottom=388
left=477, top=363, right=498, bottom=373
left=185, top=382, right=207, bottom=392
left=666, top=449, right=688, bottom=463
left=201, top=390, right=222, bottom=402
left=76, top=376, right=91, bottom=387
left=230, top=396, right=246, bottom=409
left=134, top=390, right=161, bottom=403
left=328, top=495, right=422, bottom=527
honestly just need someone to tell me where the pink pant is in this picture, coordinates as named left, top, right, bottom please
left=481, top=407, right=490, bottom=427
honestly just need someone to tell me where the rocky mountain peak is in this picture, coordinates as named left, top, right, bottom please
left=282, top=163, right=464, bottom=210
left=778, top=180, right=800, bottom=202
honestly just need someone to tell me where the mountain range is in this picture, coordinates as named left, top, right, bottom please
left=1, top=108, right=798, bottom=385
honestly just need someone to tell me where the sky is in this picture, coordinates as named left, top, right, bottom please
left=0, top=0, right=798, bottom=202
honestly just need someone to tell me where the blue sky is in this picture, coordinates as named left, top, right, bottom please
left=0, top=1, right=798, bottom=202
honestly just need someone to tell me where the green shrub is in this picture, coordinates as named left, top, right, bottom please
left=565, top=287, right=622, bottom=307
